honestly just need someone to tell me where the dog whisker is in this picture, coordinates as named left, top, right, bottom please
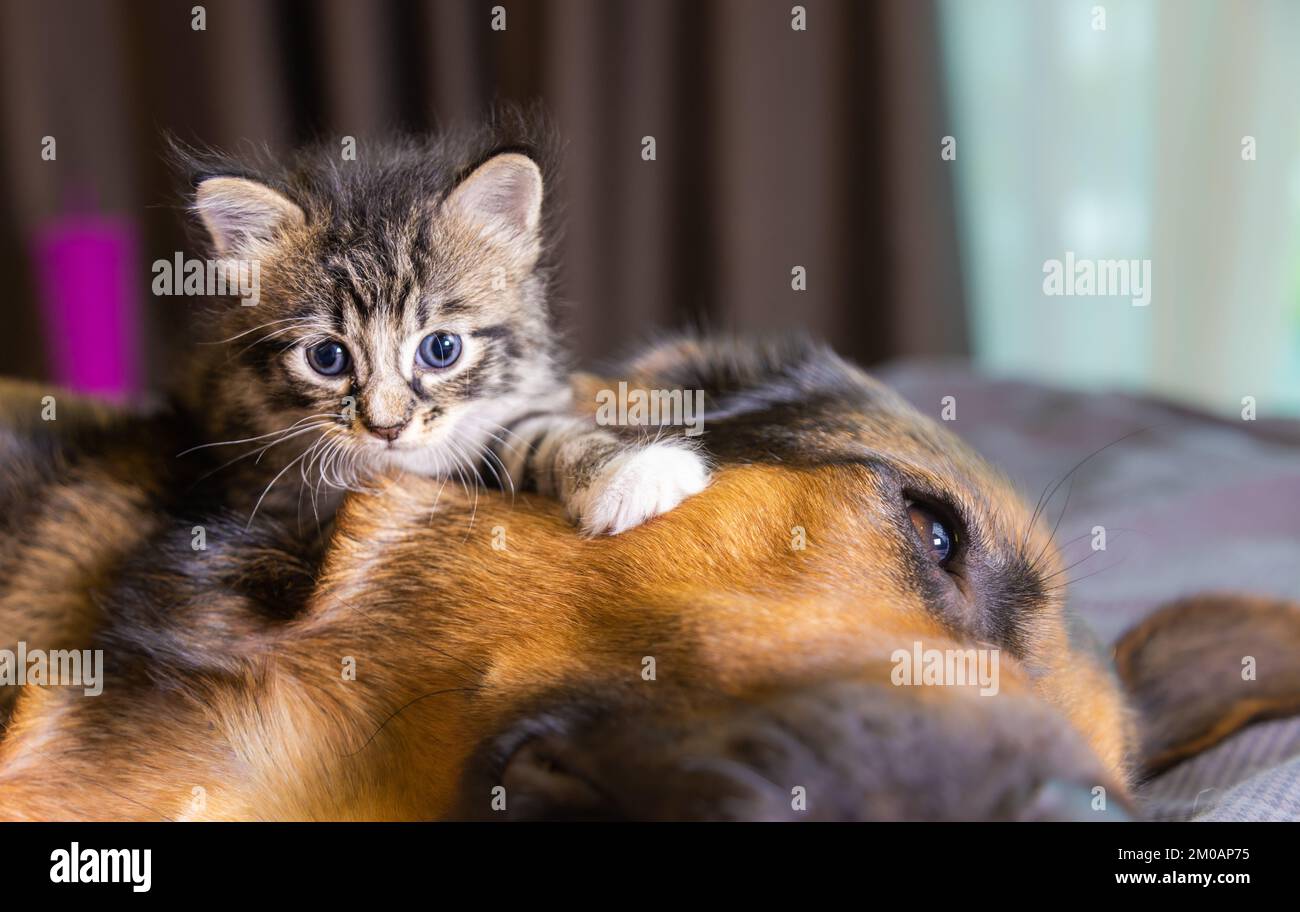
left=1041, top=557, right=1129, bottom=594
left=1020, top=425, right=1162, bottom=565
left=1032, top=476, right=1075, bottom=570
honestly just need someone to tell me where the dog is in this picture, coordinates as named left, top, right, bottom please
left=0, top=335, right=1296, bottom=820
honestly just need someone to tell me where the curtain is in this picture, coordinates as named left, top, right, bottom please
left=0, top=0, right=965, bottom=391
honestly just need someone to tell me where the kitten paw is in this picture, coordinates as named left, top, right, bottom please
left=570, top=443, right=710, bottom=536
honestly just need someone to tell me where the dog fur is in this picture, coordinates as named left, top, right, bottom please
left=0, top=336, right=1295, bottom=820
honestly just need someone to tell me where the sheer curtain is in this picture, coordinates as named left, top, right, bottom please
left=940, top=0, right=1300, bottom=415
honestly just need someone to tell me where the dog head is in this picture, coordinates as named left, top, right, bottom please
left=311, top=336, right=1138, bottom=820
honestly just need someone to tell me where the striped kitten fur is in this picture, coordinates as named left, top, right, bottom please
left=172, top=120, right=708, bottom=534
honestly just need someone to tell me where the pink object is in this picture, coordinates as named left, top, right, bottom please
left=32, top=214, right=141, bottom=401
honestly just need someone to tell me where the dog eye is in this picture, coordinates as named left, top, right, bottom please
left=908, top=503, right=956, bottom=565
left=306, top=339, right=351, bottom=376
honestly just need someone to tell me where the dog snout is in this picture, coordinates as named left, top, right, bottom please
left=456, top=680, right=1133, bottom=821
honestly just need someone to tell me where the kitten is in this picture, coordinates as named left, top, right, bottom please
left=173, top=126, right=708, bottom=534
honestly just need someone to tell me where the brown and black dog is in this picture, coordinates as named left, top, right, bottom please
left=0, top=336, right=1296, bottom=820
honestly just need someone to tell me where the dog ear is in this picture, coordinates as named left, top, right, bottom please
left=1114, top=594, right=1300, bottom=779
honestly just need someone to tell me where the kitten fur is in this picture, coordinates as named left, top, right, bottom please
left=166, top=113, right=707, bottom=534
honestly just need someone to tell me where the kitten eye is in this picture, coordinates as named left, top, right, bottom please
left=907, top=502, right=957, bottom=566
left=417, top=331, right=462, bottom=369
left=306, top=340, right=351, bottom=376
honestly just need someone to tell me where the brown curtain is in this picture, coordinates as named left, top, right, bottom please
left=0, top=0, right=965, bottom=386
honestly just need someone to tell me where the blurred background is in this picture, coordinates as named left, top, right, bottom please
left=1, top=0, right=1298, bottom=416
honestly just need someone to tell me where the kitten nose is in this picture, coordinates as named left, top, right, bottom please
left=365, top=420, right=408, bottom=443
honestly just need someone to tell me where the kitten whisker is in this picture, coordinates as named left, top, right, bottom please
left=477, top=440, right=515, bottom=499
left=297, top=430, right=340, bottom=534
left=246, top=428, right=340, bottom=530
left=479, top=427, right=521, bottom=498
left=316, top=435, right=349, bottom=497
left=311, top=440, right=335, bottom=507
left=443, top=441, right=481, bottom=538
left=484, top=421, right=531, bottom=446
left=350, top=449, right=380, bottom=495
left=193, top=420, right=336, bottom=485
left=199, top=317, right=310, bottom=347
left=235, top=323, right=317, bottom=357
left=179, top=413, right=340, bottom=456
left=301, top=431, right=336, bottom=516
left=451, top=436, right=491, bottom=495
left=252, top=420, right=339, bottom=466
left=246, top=445, right=314, bottom=529
left=330, top=440, right=356, bottom=492
left=306, top=432, right=376, bottom=499
left=417, top=448, right=454, bottom=529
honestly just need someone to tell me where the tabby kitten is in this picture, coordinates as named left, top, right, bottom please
left=176, top=129, right=707, bottom=533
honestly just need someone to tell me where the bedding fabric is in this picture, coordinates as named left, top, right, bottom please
left=878, top=360, right=1300, bottom=822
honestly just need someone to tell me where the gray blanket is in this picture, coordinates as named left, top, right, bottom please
left=879, top=360, right=1300, bottom=822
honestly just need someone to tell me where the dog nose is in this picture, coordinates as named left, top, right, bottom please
left=456, top=680, right=1134, bottom=821
left=495, top=737, right=615, bottom=821
left=365, top=421, right=408, bottom=442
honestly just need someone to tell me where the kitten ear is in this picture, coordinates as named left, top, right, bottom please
left=192, top=176, right=305, bottom=259
left=442, top=152, right=543, bottom=265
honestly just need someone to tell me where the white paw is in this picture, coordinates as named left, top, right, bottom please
left=569, top=443, right=710, bottom=536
